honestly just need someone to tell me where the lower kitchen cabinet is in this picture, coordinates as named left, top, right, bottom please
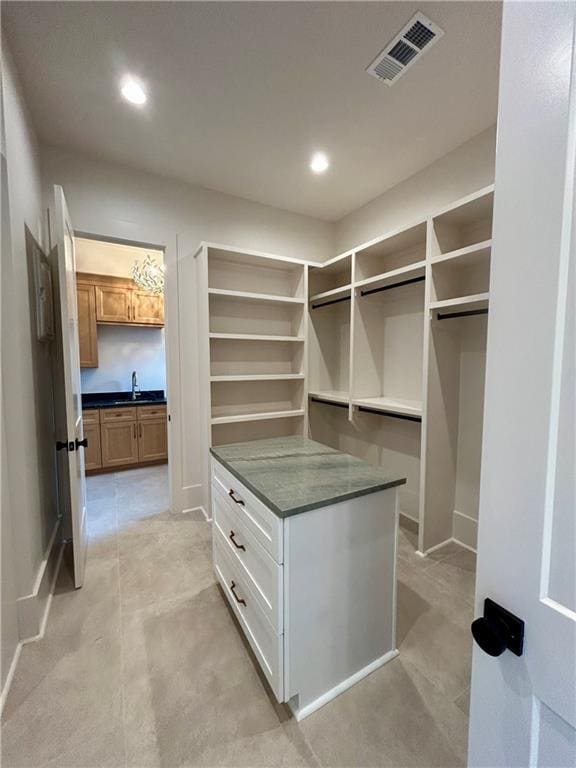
left=83, top=404, right=168, bottom=473
left=138, top=419, right=168, bottom=462
left=101, top=420, right=139, bottom=468
left=83, top=422, right=102, bottom=471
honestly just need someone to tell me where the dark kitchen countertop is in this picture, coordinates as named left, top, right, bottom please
left=81, top=390, right=167, bottom=410
left=210, top=436, right=406, bottom=518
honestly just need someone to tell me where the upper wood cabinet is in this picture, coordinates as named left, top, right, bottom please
left=95, top=284, right=132, bottom=323
left=76, top=284, right=98, bottom=367
left=76, top=272, right=164, bottom=331
left=132, top=289, right=165, bottom=325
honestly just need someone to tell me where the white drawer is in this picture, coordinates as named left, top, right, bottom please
left=213, top=536, right=284, bottom=702
left=211, top=458, right=283, bottom=564
left=213, top=489, right=283, bottom=633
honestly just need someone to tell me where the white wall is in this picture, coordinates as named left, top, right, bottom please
left=81, top=325, right=166, bottom=394
left=40, top=145, right=335, bottom=516
left=75, top=236, right=163, bottom=277
left=336, top=126, right=497, bottom=253
left=1, top=38, right=59, bottom=697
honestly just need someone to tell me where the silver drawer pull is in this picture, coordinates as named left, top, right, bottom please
left=230, top=580, right=246, bottom=606
left=228, top=489, right=245, bottom=506
left=229, top=530, right=246, bottom=551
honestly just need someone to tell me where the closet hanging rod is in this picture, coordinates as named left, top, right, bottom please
left=360, top=275, right=425, bottom=297
left=311, top=295, right=351, bottom=309
left=357, top=405, right=422, bottom=423
left=437, top=308, right=489, bottom=321
left=309, top=397, right=349, bottom=409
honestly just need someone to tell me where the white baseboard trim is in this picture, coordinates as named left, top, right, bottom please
left=452, top=510, right=478, bottom=552
left=1, top=538, right=64, bottom=714
left=17, top=519, right=61, bottom=640
left=416, top=536, right=453, bottom=557
left=182, top=505, right=211, bottom=522
left=399, top=511, right=419, bottom=526
left=288, top=649, right=399, bottom=722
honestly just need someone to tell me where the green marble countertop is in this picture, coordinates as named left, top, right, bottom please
left=210, top=436, right=406, bottom=518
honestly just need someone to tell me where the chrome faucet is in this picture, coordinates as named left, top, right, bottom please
left=131, top=371, right=141, bottom=400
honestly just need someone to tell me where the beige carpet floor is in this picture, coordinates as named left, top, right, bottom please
left=2, top=464, right=476, bottom=767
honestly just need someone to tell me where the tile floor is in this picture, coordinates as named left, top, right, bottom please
left=2, top=465, right=476, bottom=767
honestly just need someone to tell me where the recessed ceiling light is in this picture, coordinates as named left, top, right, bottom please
left=310, top=152, right=330, bottom=174
left=120, top=77, right=147, bottom=106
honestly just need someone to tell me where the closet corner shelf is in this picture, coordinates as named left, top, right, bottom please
left=431, top=240, right=492, bottom=266
left=209, top=333, right=305, bottom=343
left=309, top=284, right=352, bottom=306
left=356, top=261, right=426, bottom=294
left=208, top=288, right=305, bottom=305
left=352, top=397, right=422, bottom=419
left=211, top=409, right=305, bottom=426
left=308, top=390, right=349, bottom=406
left=210, top=374, right=305, bottom=383
left=429, top=293, right=489, bottom=314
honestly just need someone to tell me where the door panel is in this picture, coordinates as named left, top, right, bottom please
left=137, top=418, right=167, bottom=462
left=76, top=284, right=98, bottom=367
left=132, top=289, right=164, bottom=325
left=52, top=186, right=88, bottom=588
left=95, top=285, right=131, bottom=323
left=469, top=4, right=576, bottom=766
left=101, top=421, right=139, bottom=467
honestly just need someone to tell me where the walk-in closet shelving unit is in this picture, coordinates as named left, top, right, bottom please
left=197, top=244, right=309, bottom=449
left=307, top=184, right=494, bottom=552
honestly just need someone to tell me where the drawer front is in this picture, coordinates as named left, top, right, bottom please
left=211, top=458, right=283, bottom=564
left=137, top=404, right=167, bottom=421
left=82, top=409, right=100, bottom=425
left=100, top=407, right=137, bottom=423
left=213, top=489, right=283, bottom=633
left=213, top=537, right=284, bottom=702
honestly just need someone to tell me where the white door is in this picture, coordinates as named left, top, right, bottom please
left=52, top=185, right=88, bottom=588
left=469, top=3, right=576, bottom=767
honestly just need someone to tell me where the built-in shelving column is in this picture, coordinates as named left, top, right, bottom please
left=419, top=186, right=494, bottom=554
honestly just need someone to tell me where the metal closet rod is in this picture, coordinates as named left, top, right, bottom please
left=309, top=397, right=349, bottom=409
left=311, top=295, right=351, bottom=310
left=360, top=275, right=425, bottom=297
left=357, top=406, right=422, bottom=423
left=437, top=308, right=489, bottom=321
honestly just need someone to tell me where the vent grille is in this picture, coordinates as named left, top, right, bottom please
left=366, top=11, right=444, bottom=87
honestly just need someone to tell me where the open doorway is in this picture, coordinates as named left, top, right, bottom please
left=74, top=235, right=169, bottom=552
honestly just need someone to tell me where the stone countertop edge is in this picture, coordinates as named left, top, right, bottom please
left=210, top=449, right=406, bottom=519
left=82, top=399, right=167, bottom=410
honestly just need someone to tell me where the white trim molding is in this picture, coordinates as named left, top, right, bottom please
left=452, top=509, right=478, bottom=552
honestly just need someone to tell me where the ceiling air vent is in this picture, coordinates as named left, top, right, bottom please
left=367, top=12, right=444, bottom=86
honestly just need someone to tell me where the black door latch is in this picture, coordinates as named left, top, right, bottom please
left=471, top=598, right=525, bottom=657
left=75, top=438, right=88, bottom=449
left=56, top=440, right=75, bottom=452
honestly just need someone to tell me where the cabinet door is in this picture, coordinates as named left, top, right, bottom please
left=137, top=418, right=168, bottom=462
left=131, top=289, right=165, bottom=326
left=76, top=284, right=98, bottom=367
left=101, top=420, right=139, bottom=468
left=95, top=285, right=132, bottom=323
left=83, top=422, right=102, bottom=471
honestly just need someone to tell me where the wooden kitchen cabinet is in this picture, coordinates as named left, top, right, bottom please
left=76, top=284, right=98, bottom=367
left=95, top=284, right=132, bottom=323
left=84, top=404, right=167, bottom=473
left=131, top=289, right=164, bottom=325
left=101, top=419, right=139, bottom=468
left=138, top=419, right=168, bottom=462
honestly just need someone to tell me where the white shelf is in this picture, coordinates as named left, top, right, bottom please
left=356, top=261, right=426, bottom=293
left=429, top=293, right=489, bottom=314
left=309, top=284, right=352, bottom=305
left=211, top=409, right=306, bottom=426
left=210, top=374, right=304, bottom=382
left=209, top=333, right=305, bottom=343
left=352, top=396, right=422, bottom=418
left=431, top=240, right=492, bottom=266
left=308, top=390, right=349, bottom=405
left=209, top=288, right=304, bottom=305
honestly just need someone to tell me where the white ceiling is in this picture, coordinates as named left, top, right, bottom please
left=3, top=1, right=502, bottom=221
